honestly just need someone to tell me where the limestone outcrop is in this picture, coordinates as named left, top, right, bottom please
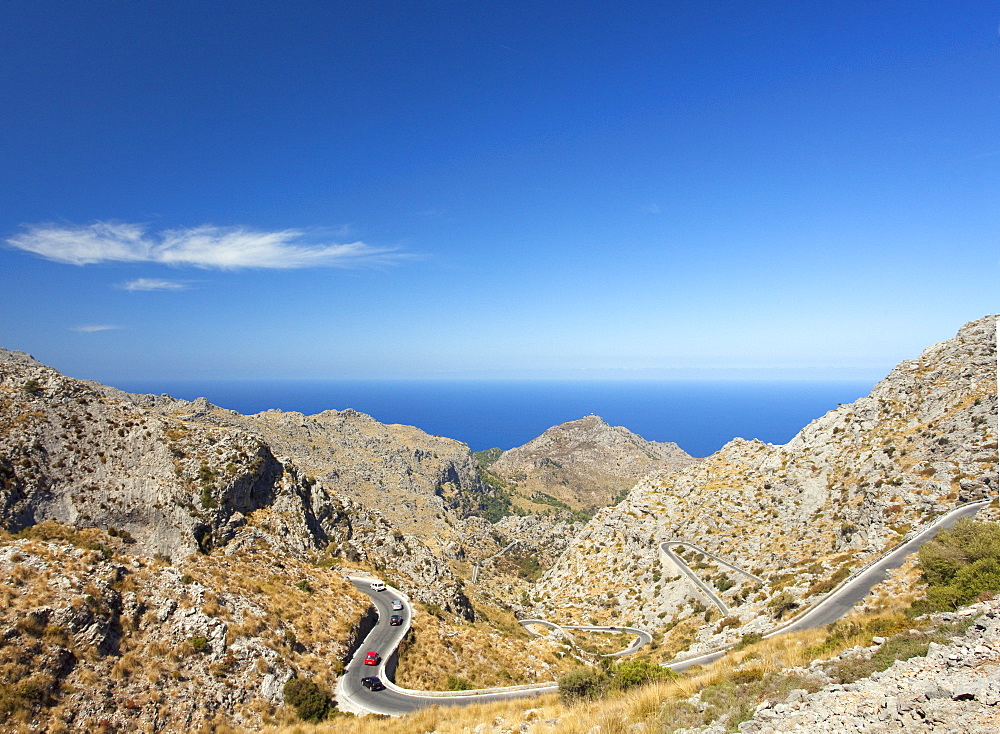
left=679, top=600, right=1000, bottom=733
left=83, top=382, right=502, bottom=546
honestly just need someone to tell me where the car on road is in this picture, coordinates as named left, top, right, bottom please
left=391, top=599, right=403, bottom=610
left=370, top=581, right=386, bottom=592
left=364, top=651, right=380, bottom=666
left=361, top=676, right=385, bottom=691
left=389, top=614, right=403, bottom=626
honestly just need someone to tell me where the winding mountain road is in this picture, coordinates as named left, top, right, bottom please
left=336, top=498, right=992, bottom=713
left=665, top=498, right=992, bottom=671
left=520, top=619, right=653, bottom=657
left=659, top=541, right=763, bottom=615
left=471, top=539, right=521, bottom=584
left=336, top=579, right=556, bottom=716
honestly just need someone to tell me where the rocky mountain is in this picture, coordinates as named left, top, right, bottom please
left=486, top=414, right=697, bottom=513
left=80, top=382, right=503, bottom=546
left=0, top=349, right=474, bottom=619
left=0, top=350, right=596, bottom=731
left=531, top=315, right=997, bottom=657
left=0, top=314, right=995, bottom=730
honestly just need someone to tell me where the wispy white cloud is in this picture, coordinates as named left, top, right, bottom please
left=7, top=221, right=405, bottom=269
left=71, top=324, right=123, bottom=333
left=120, top=278, right=188, bottom=291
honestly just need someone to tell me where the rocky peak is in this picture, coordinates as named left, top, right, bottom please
left=489, top=414, right=696, bottom=512
left=0, top=354, right=475, bottom=618
left=0, top=347, right=44, bottom=367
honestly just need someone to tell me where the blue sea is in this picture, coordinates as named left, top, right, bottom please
left=113, top=379, right=875, bottom=458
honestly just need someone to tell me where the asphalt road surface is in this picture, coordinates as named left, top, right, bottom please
left=666, top=499, right=991, bottom=671
left=339, top=579, right=556, bottom=716
left=520, top=619, right=653, bottom=656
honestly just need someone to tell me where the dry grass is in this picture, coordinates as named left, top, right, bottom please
left=0, top=526, right=375, bottom=731
left=567, top=629, right=635, bottom=656
left=394, top=607, right=572, bottom=690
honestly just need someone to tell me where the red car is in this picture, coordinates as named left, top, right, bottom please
left=364, top=651, right=380, bottom=666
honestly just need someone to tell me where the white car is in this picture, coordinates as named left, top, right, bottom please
left=391, top=599, right=403, bottom=611
left=370, top=581, right=386, bottom=592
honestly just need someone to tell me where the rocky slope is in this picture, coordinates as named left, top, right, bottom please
left=487, top=415, right=696, bottom=513
left=531, top=315, right=997, bottom=655
left=0, top=348, right=474, bottom=618
left=681, top=600, right=1000, bottom=733
left=81, top=382, right=502, bottom=546
left=0, top=523, right=371, bottom=731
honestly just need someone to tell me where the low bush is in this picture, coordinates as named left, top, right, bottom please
left=283, top=678, right=331, bottom=723
left=446, top=675, right=474, bottom=691
left=558, top=667, right=608, bottom=702
left=767, top=590, right=798, bottom=619
left=611, top=659, right=676, bottom=690
left=912, top=519, right=1000, bottom=613
left=733, top=632, right=763, bottom=651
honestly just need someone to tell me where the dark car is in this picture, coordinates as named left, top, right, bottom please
left=361, top=676, right=385, bottom=691
left=364, top=651, right=380, bottom=666
left=389, top=614, right=403, bottom=626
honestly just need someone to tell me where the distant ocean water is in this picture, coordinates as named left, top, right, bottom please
left=113, top=379, right=875, bottom=458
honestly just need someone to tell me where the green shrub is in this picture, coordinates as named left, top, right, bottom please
left=913, top=519, right=1000, bottom=613
left=295, top=580, right=313, bottom=593
left=189, top=636, right=208, bottom=653
left=446, top=675, right=474, bottom=691
left=715, top=576, right=735, bottom=592
left=558, top=667, right=608, bottom=702
left=283, top=678, right=331, bottom=722
left=199, top=487, right=218, bottom=510
left=733, top=632, right=764, bottom=651
left=610, top=659, right=675, bottom=690
left=768, top=590, right=798, bottom=619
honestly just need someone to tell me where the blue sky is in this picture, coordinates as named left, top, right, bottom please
left=1, top=1, right=997, bottom=382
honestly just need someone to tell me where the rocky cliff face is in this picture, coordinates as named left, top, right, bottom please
left=0, top=351, right=280, bottom=559
left=82, top=383, right=501, bottom=547
left=488, top=414, right=696, bottom=513
left=531, top=316, right=997, bottom=655
left=0, top=350, right=475, bottom=619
